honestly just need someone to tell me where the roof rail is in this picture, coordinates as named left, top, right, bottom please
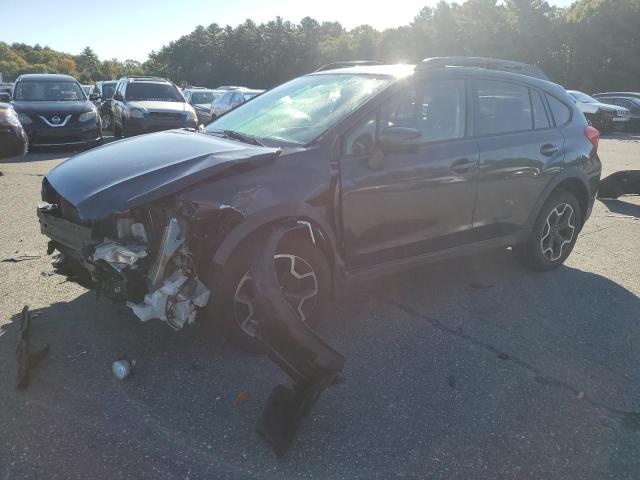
left=314, top=61, right=385, bottom=72
left=416, top=57, right=550, bottom=81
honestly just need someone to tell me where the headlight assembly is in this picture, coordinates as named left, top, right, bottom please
left=128, top=108, right=147, bottom=119
left=78, top=110, right=97, bottom=122
left=186, top=108, right=197, bottom=121
left=17, top=113, right=32, bottom=125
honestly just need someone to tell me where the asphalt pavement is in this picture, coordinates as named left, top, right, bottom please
left=0, top=134, right=639, bottom=479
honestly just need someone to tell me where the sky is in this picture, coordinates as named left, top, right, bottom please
left=1, top=0, right=575, bottom=62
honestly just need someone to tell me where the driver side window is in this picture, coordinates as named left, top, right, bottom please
left=343, top=79, right=467, bottom=156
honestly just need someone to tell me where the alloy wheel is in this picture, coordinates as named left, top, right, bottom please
left=540, top=203, right=575, bottom=262
left=233, top=253, right=319, bottom=338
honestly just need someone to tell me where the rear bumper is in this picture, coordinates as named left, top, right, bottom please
left=0, top=126, right=28, bottom=157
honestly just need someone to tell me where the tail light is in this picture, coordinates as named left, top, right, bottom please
left=584, top=126, right=599, bottom=150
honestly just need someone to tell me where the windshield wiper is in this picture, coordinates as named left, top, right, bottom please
left=222, top=130, right=264, bottom=146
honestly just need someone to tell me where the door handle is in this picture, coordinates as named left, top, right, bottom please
left=450, top=158, right=476, bottom=174
left=540, top=144, right=560, bottom=156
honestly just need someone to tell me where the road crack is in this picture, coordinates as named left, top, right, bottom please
left=367, top=287, right=640, bottom=432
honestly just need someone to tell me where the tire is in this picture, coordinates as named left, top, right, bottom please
left=514, top=189, right=582, bottom=271
left=203, top=231, right=331, bottom=353
left=101, top=113, right=112, bottom=131
left=113, top=121, right=122, bottom=138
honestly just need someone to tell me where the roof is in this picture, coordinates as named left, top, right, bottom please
left=313, top=61, right=567, bottom=100
left=311, top=64, right=416, bottom=78
left=17, top=74, right=78, bottom=82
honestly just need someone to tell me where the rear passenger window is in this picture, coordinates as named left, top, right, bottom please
left=475, top=80, right=532, bottom=135
left=531, top=90, right=550, bottom=129
left=546, top=94, right=571, bottom=126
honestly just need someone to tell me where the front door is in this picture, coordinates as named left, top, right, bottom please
left=339, top=78, right=480, bottom=269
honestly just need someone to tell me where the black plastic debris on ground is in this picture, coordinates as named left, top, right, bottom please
left=251, top=225, right=346, bottom=458
left=16, top=306, right=49, bottom=389
left=2, top=254, right=40, bottom=263
left=598, top=170, right=640, bottom=199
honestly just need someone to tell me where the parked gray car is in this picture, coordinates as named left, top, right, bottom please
left=183, top=87, right=223, bottom=125
left=111, top=76, right=198, bottom=137
left=210, top=88, right=264, bottom=119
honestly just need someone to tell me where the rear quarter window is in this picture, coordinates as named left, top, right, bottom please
left=545, top=94, right=571, bottom=126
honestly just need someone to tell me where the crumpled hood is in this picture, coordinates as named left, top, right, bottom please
left=45, top=130, right=280, bottom=220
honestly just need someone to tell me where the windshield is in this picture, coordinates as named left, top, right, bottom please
left=126, top=82, right=183, bottom=102
left=191, top=91, right=215, bottom=104
left=570, top=91, right=597, bottom=103
left=102, top=82, right=117, bottom=98
left=205, top=74, right=393, bottom=145
left=14, top=81, right=85, bottom=101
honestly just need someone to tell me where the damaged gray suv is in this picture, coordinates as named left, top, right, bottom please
left=38, top=58, right=601, bottom=351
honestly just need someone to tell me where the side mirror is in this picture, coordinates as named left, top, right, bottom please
left=377, top=126, right=421, bottom=153
left=113, top=93, right=123, bottom=101
left=89, top=93, right=100, bottom=101
left=0, top=92, right=11, bottom=103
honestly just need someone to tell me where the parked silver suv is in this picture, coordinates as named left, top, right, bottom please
left=111, top=76, right=198, bottom=137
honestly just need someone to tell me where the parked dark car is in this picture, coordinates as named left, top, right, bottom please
left=0, top=102, right=28, bottom=158
left=90, top=80, right=118, bottom=130
left=37, top=58, right=600, bottom=355
left=111, top=76, right=198, bottom=137
left=11, top=74, right=102, bottom=148
left=592, top=95, right=640, bottom=132
left=567, top=90, right=630, bottom=132
left=183, top=87, right=223, bottom=124
left=210, top=88, right=264, bottom=119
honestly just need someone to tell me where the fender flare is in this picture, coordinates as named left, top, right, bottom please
left=211, top=203, right=339, bottom=271
left=522, top=167, right=593, bottom=238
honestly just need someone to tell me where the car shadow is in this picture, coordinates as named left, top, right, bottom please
left=599, top=198, right=640, bottom=218
left=1, top=249, right=639, bottom=478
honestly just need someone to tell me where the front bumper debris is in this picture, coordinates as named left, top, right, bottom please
left=598, top=170, right=640, bottom=199
left=252, top=226, right=346, bottom=457
left=38, top=202, right=211, bottom=331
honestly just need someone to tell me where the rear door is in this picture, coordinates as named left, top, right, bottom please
left=340, top=77, right=480, bottom=268
left=470, top=78, right=564, bottom=240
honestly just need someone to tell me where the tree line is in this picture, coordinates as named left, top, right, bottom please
left=1, top=0, right=639, bottom=92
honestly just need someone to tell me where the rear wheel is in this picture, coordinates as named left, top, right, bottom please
left=514, top=189, right=582, bottom=271
left=204, top=232, right=331, bottom=352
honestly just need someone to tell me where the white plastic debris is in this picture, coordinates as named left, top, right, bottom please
left=126, top=270, right=210, bottom=330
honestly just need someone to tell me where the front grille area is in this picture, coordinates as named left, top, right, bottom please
left=148, top=112, right=184, bottom=120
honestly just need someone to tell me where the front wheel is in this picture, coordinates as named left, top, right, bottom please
left=100, top=112, right=112, bottom=131
left=113, top=120, right=122, bottom=138
left=204, top=233, right=331, bottom=352
left=514, top=189, right=582, bottom=271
